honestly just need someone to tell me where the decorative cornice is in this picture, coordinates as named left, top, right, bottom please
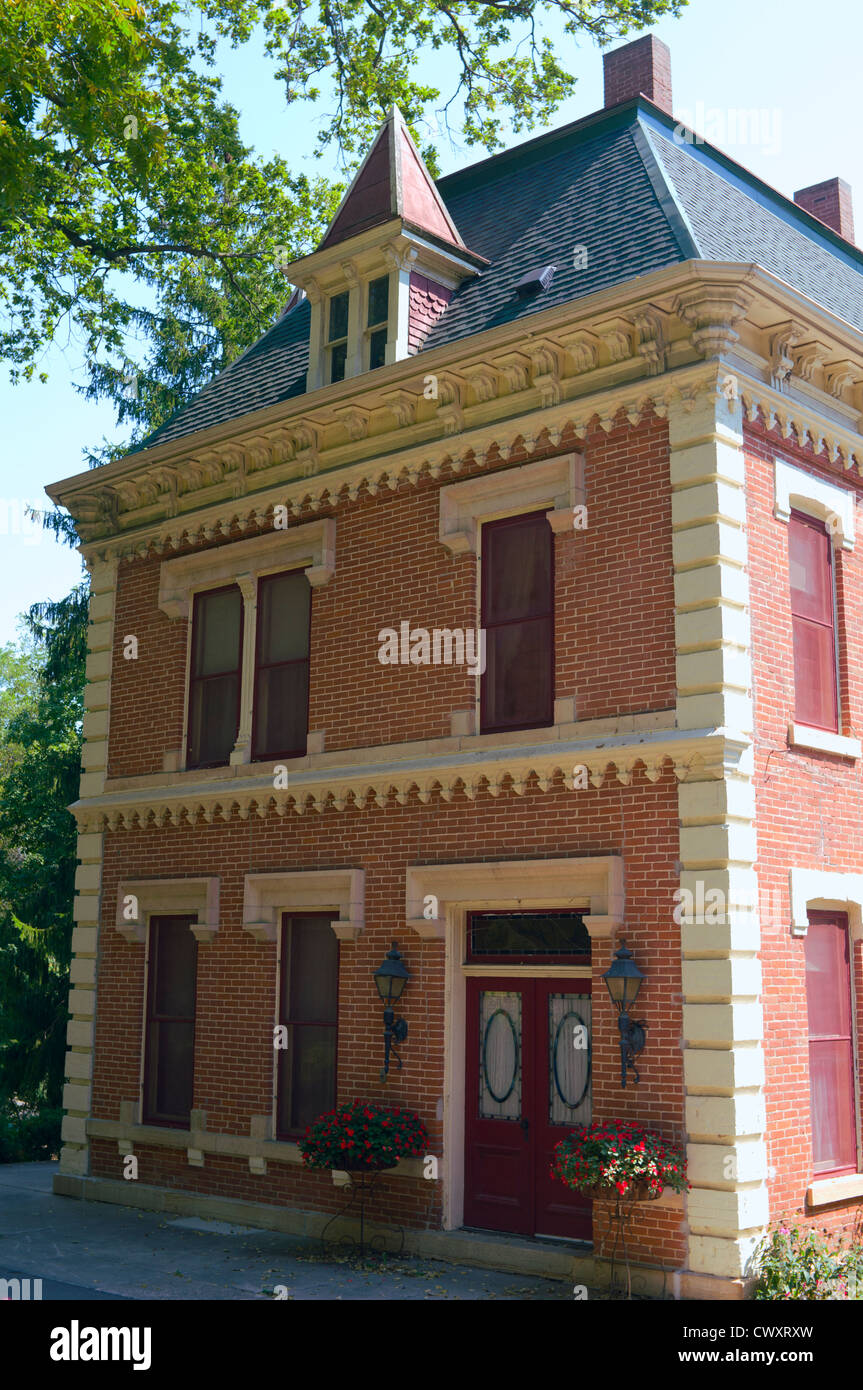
left=740, top=372, right=863, bottom=473
left=69, top=727, right=750, bottom=833
left=47, top=263, right=863, bottom=565
left=77, top=363, right=728, bottom=566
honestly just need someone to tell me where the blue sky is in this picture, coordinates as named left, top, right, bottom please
left=1, top=0, right=861, bottom=646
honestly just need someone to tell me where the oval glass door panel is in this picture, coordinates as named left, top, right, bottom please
left=548, top=994, right=591, bottom=1125
left=479, top=991, right=521, bottom=1120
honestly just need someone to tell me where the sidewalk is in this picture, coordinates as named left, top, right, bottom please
left=0, top=1162, right=573, bottom=1301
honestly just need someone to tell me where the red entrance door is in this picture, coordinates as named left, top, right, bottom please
left=464, top=977, right=592, bottom=1239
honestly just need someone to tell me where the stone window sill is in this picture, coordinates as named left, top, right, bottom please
left=806, top=1173, right=863, bottom=1207
left=788, top=723, right=861, bottom=759
left=86, top=1117, right=423, bottom=1178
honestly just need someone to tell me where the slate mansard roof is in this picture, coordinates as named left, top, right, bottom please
left=137, top=99, right=863, bottom=453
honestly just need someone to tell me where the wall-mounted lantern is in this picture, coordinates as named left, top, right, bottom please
left=602, top=939, right=646, bottom=1089
left=374, top=941, right=410, bottom=1082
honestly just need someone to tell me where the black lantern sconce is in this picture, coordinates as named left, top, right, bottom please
left=374, top=941, right=410, bottom=1082
left=602, top=939, right=646, bottom=1089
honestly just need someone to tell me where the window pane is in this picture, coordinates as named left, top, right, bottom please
left=253, top=662, right=308, bottom=758
left=329, top=341, right=347, bottom=383
left=193, top=587, right=242, bottom=677
left=483, top=515, right=552, bottom=623
left=328, top=291, right=349, bottom=341
left=793, top=618, right=837, bottom=729
left=483, top=616, right=552, bottom=728
left=470, top=913, right=590, bottom=958
left=288, top=917, right=339, bottom=1022
left=790, top=516, right=833, bottom=624
left=277, top=914, right=338, bottom=1136
left=258, top=572, right=310, bottom=665
left=153, top=918, right=198, bottom=1017
left=369, top=327, right=387, bottom=370
left=805, top=915, right=856, bottom=1173
left=188, top=672, right=240, bottom=766
left=367, top=275, right=389, bottom=326
left=278, top=1026, right=337, bottom=1134
left=154, top=1021, right=195, bottom=1119
left=809, top=1040, right=856, bottom=1172
left=145, top=917, right=197, bottom=1126
left=805, top=918, right=851, bottom=1036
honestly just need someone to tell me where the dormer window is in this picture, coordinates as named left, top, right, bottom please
left=285, top=108, right=485, bottom=393
left=366, top=274, right=390, bottom=370
left=327, top=289, right=350, bottom=384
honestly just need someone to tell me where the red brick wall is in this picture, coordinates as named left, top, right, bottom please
left=92, top=766, right=686, bottom=1264
left=745, top=415, right=863, bottom=1241
left=106, top=414, right=675, bottom=776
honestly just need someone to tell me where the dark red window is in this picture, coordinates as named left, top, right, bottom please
left=789, top=511, right=838, bottom=731
left=252, top=570, right=311, bottom=761
left=480, top=511, right=554, bottom=733
left=187, top=584, right=243, bottom=768
left=143, top=916, right=198, bottom=1127
left=276, top=914, right=339, bottom=1138
left=804, top=911, right=857, bottom=1176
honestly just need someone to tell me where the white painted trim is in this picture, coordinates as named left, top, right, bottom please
left=806, top=1173, right=863, bottom=1206
left=242, top=868, right=365, bottom=943
left=789, top=867, right=863, bottom=938
left=788, top=723, right=860, bottom=759
left=116, top=877, right=220, bottom=945
left=774, top=457, right=855, bottom=550
left=439, top=453, right=584, bottom=554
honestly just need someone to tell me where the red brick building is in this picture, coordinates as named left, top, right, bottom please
left=49, top=36, right=863, bottom=1298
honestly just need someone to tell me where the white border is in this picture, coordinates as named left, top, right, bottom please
left=774, top=457, right=855, bottom=550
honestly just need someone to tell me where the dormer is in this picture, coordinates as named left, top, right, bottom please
left=285, top=107, right=486, bottom=391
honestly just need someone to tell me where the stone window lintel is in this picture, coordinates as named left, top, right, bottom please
left=158, top=518, right=336, bottom=620
left=115, top=876, right=220, bottom=944
left=242, top=868, right=365, bottom=943
left=405, top=856, right=623, bottom=938
left=774, top=457, right=855, bottom=551
left=439, top=453, right=585, bottom=555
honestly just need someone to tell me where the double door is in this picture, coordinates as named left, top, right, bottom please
left=464, top=977, right=592, bottom=1239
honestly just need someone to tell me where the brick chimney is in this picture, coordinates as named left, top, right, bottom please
left=794, top=178, right=855, bottom=243
left=603, top=34, right=672, bottom=115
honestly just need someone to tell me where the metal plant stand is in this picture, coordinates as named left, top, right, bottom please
left=320, top=1169, right=405, bottom=1259
left=590, top=1185, right=663, bottom=1300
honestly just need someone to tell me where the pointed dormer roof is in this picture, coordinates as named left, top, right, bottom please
left=319, top=106, right=466, bottom=252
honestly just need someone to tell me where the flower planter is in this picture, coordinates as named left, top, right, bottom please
left=299, top=1100, right=428, bottom=1174
left=549, top=1121, right=688, bottom=1205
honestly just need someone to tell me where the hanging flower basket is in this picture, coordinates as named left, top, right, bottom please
left=299, top=1099, right=428, bottom=1173
left=550, top=1120, right=688, bottom=1201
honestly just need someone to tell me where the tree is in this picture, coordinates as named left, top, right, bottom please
left=0, top=632, right=42, bottom=783
left=1, top=0, right=685, bottom=440
left=0, top=587, right=86, bottom=1120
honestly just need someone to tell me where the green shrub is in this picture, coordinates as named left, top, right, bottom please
left=0, top=1104, right=62, bottom=1162
left=753, top=1223, right=863, bottom=1299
